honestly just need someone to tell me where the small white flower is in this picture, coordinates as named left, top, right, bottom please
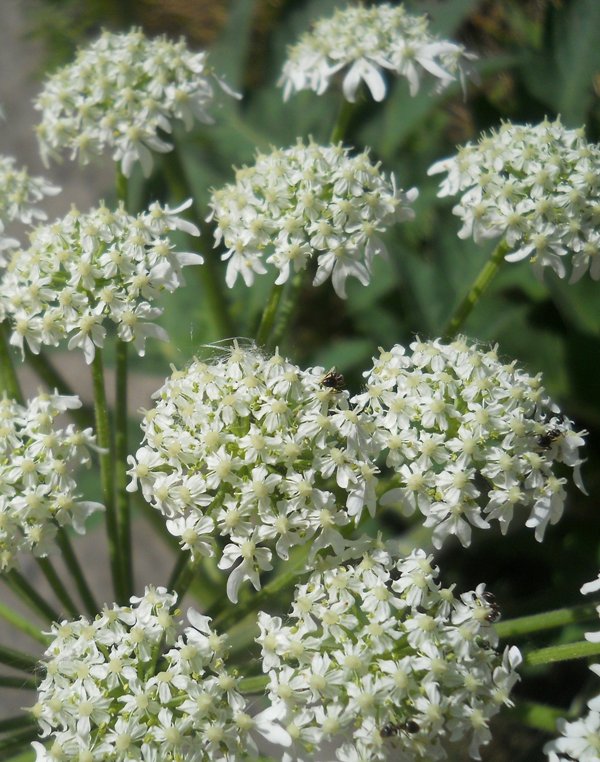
left=279, top=4, right=475, bottom=103
left=0, top=202, right=201, bottom=363
left=128, top=343, right=381, bottom=600
left=355, top=336, right=587, bottom=548
left=33, top=587, right=274, bottom=761
left=0, top=154, right=59, bottom=257
left=208, top=141, right=416, bottom=298
left=0, top=393, right=102, bottom=572
left=35, top=29, right=239, bottom=177
left=257, top=543, right=520, bottom=762
left=428, top=118, right=600, bottom=282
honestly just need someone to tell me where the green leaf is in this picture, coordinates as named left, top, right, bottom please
left=520, top=0, right=600, bottom=124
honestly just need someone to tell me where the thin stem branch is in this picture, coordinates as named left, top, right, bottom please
left=0, top=675, right=37, bottom=690
left=35, top=557, right=79, bottom=618
left=3, top=570, right=60, bottom=624
left=115, top=339, right=132, bottom=600
left=330, top=97, right=356, bottom=144
left=0, top=727, right=41, bottom=756
left=255, top=284, right=285, bottom=348
left=495, top=603, right=598, bottom=639
left=0, top=323, right=23, bottom=403
left=0, top=643, right=39, bottom=673
left=55, top=528, right=99, bottom=617
left=168, top=552, right=197, bottom=603
left=0, top=600, right=48, bottom=645
left=524, top=639, right=600, bottom=668
left=91, top=349, right=123, bottom=602
left=443, top=239, right=509, bottom=339
left=268, top=270, right=307, bottom=351
left=0, top=715, right=39, bottom=732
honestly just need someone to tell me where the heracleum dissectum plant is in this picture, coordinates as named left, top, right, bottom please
left=0, top=392, right=101, bottom=572
left=0, top=3, right=596, bottom=762
left=128, top=343, right=381, bottom=602
left=353, top=337, right=587, bottom=548
left=0, top=201, right=203, bottom=363
left=428, top=118, right=600, bottom=282
left=35, top=29, right=239, bottom=177
left=208, top=141, right=416, bottom=297
left=31, top=586, right=289, bottom=761
left=0, top=155, right=60, bottom=254
left=257, top=543, right=521, bottom=761
left=279, top=3, right=475, bottom=102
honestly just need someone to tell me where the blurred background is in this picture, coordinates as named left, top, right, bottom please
left=1, top=1, right=600, bottom=759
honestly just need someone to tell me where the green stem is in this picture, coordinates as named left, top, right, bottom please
left=116, top=167, right=128, bottom=206
left=115, top=339, right=132, bottom=599
left=255, top=284, right=285, bottom=348
left=508, top=699, right=568, bottom=734
left=3, top=570, right=60, bottom=623
left=0, top=728, right=40, bottom=756
left=0, top=600, right=49, bottom=645
left=495, top=603, right=598, bottom=639
left=24, top=348, right=94, bottom=429
left=444, top=239, right=510, bottom=339
left=0, top=323, right=23, bottom=403
left=91, top=349, right=123, bottom=602
left=0, top=676, right=37, bottom=690
left=168, top=552, right=197, bottom=603
left=268, top=271, right=307, bottom=351
left=239, top=675, right=268, bottom=695
left=35, top=557, right=79, bottom=618
left=162, top=147, right=236, bottom=339
left=0, top=643, right=39, bottom=672
left=330, top=97, right=356, bottom=143
left=0, top=715, right=39, bottom=733
left=55, top=528, right=99, bottom=617
left=524, top=639, right=600, bottom=667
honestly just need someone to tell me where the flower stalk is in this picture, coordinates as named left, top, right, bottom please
left=91, top=349, right=123, bottom=602
left=55, top=528, right=99, bottom=617
left=3, top=570, right=60, bottom=624
left=0, top=323, right=22, bottom=403
left=444, top=239, right=509, bottom=338
left=524, top=639, right=600, bottom=668
left=115, top=339, right=132, bottom=599
left=496, top=602, right=599, bottom=639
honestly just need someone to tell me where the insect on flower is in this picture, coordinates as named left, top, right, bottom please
left=321, top=367, right=345, bottom=391
left=381, top=720, right=420, bottom=737
left=482, top=591, right=501, bottom=623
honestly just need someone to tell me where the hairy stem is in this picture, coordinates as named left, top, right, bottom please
left=0, top=323, right=23, bottom=403
left=495, top=602, right=598, bottom=639
left=115, top=339, right=132, bottom=599
left=524, top=639, right=600, bottom=667
left=3, top=570, right=59, bottom=624
left=91, top=349, right=123, bottom=602
left=444, top=239, right=509, bottom=339
left=55, top=528, right=99, bottom=617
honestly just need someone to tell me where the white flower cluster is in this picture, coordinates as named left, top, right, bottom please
left=353, top=337, right=587, bottom=547
left=0, top=392, right=101, bottom=572
left=128, top=343, right=380, bottom=602
left=31, top=586, right=286, bottom=761
left=0, top=155, right=60, bottom=254
left=428, top=118, right=600, bottom=281
left=257, top=544, right=522, bottom=762
left=0, top=200, right=202, bottom=363
left=208, top=141, right=416, bottom=298
left=544, top=574, right=600, bottom=761
left=279, top=3, right=475, bottom=103
left=35, top=28, right=238, bottom=177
